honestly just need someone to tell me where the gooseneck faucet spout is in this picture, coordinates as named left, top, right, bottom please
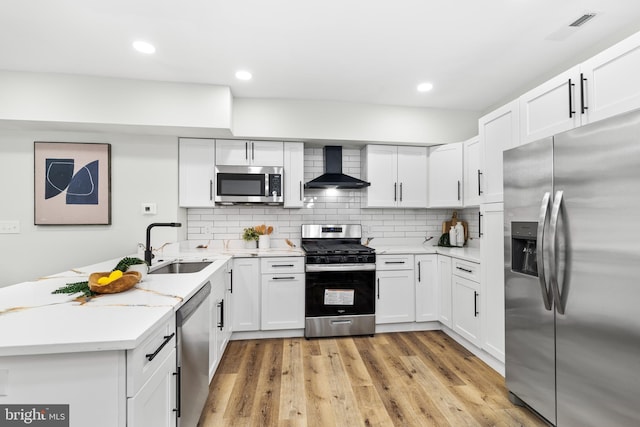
left=145, top=222, right=182, bottom=265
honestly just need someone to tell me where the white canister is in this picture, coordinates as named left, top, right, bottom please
left=258, top=234, right=271, bottom=249
left=449, top=226, right=457, bottom=247
left=455, top=222, right=465, bottom=247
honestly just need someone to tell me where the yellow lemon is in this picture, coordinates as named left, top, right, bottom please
left=97, top=270, right=123, bottom=285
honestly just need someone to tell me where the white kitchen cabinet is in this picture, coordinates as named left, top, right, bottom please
left=127, top=348, right=177, bottom=427
left=428, top=142, right=463, bottom=208
left=437, top=255, right=453, bottom=328
left=478, top=100, right=519, bottom=203
left=452, top=274, right=481, bottom=347
left=581, top=30, right=640, bottom=125
left=216, top=139, right=283, bottom=166
left=231, top=257, right=261, bottom=331
left=284, top=142, right=304, bottom=208
left=376, top=254, right=415, bottom=324
left=415, top=254, right=438, bottom=322
left=361, top=145, right=428, bottom=208
left=463, top=136, right=481, bottom=207
left=260, top=257, right=305, bottom=330
left=480, top=202, right=505, bottom=362
left=178, top=138, right=215, bottom=207
left=209, top=264, right=230, bottom=380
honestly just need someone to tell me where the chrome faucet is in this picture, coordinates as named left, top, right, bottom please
left=144, top=222, right=182, bottom=265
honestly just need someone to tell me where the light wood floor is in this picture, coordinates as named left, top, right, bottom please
left=199, top=331, right=546, bottom=427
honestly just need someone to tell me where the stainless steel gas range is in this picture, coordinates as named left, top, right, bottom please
left=301, top=224, right=376, bottom=338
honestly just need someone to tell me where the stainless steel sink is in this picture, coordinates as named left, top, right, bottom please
left=149, top=261, right=212, bottom=274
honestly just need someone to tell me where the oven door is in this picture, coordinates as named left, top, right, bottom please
left=305, top=269, right=375, bottom=317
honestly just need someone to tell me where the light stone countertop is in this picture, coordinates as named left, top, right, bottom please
left=371, top=244, right=481, bottom=263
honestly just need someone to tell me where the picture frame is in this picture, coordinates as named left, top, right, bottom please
left=34, top=142, right=112, bottom=225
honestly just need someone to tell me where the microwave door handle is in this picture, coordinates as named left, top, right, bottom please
left=537, top=192, right=552, bottom=310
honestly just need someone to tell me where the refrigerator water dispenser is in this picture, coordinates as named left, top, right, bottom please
left=511, top=221, right=538, bottom=276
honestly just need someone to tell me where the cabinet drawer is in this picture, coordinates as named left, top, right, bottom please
left=261, top=257, right=305, bottom=274
left=126, top=315, right=176, bottom=397
left=452, top=258, right=480, bottom=282
left=376, top=254, right=414, bottom=270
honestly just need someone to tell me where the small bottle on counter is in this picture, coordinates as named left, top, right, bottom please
left=449, top=225, right=458, bottom=247
left=455, top=222, right=465, bottom=247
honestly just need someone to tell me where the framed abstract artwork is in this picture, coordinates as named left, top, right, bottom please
left=34, top=142, right=111, bottom=225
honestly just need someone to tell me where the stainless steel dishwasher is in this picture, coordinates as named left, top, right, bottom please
left=175, top=281, right=211, bottom=427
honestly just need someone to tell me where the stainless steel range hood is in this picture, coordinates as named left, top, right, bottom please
left=304, top=146, right=371, bottom=189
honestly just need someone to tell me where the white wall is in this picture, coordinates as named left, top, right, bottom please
left=0, top=129, right=184, bottom=287
left=233, top=98, right=479, bottom=144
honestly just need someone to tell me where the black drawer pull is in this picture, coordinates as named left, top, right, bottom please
left=146, top=332, right=175, bottom=361
left=474, top=291, right=479, bottom=317
left=384, top=261, right=406, bottom=264
left=456, top=266, right=473, bottom=274
left=272, top=276, right=296, bottom=280
left=272, top=264, right=295, bottom=268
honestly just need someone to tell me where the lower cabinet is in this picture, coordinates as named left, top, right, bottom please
left=261, top=257, right=305, bottom=330
left=415, top=254, right=438, bottom=322
left=231, top=257, right=261, bottom=332
left=451, top=259, right=481, bottom=347
left=437, top=255, right=453, bottom=328
left=376, top=254, right=415, bottom=324
left=127, top=348, right=177, bottom=427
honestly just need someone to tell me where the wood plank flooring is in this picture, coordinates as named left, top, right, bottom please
left=199, top=331, right=546, bottom=427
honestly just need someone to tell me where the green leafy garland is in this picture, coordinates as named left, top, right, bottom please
left=51, top=257, right=147, bottom=297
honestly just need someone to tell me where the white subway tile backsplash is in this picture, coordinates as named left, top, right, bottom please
left=186, top=146, right=480, bottom=244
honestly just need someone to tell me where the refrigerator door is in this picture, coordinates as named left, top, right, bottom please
left=553, top=109, right=640, bottom=426
left=504, top=137, right=556, bottom=425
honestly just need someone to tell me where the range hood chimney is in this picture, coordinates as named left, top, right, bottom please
left=304, top=146, right=371, bottom=189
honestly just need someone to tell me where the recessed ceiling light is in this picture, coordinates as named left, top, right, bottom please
left=235, top=70, right=253, bottom=81
left=417, top=82, right=434, bottom=92
left=132, top=40, right=156, bottom=54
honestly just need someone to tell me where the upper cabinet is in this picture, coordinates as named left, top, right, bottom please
left=520, top=31, right=640, bottom=144
left=463, top=136, right=481, bottom=207
left=478, top=100, right=519, bottom=204
left=428, top=142, right=463, bottom=208
left=361, top=145, right=428, bottom=208
left=178, top=138, right=215, bottom=208
left=283, top=142, right=304, bottom=208
left=216, top=139, right=283, bottom=166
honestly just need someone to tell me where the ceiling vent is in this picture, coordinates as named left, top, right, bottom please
left=569, top=13, right=597, bottom=27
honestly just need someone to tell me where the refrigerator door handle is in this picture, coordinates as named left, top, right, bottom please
left=549, top=190, right=569, bottom=315
left=537, top=192, right=553, bottom=310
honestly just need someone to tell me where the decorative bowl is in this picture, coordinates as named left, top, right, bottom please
left=88, top=271, right=142, bottom=294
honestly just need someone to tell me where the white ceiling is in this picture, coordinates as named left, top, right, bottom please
left=3, top=0, right=640, bottom=112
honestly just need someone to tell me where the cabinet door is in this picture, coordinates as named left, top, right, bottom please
left=479, top=100, right=519, bottom=203
left=582, top=31, right=640, bottom=125
left=127, top=348, right=177, bottom=427
left=437, top=255, right=452, bottom=328
left=519, top=66, right=582, bottom=145
left=428, top=142, right=463, bottom=207
left=231, top=258, right=261, bottom=331
left=216, top=139, right=251, bottom=165
left=178, top=138, right=215, bottom=207
left=223, top=262, right=233, bottom=343
left=376, top=269, right=415, bottom=324
left=251, top=141, right=284, bottom=166
left=463, top=136, right=481, bottom=207
left=452, top=275, right=481, bottom=347
left=361, top=145, right=398, bottom=207
left=209, top=276, right=225, bottom=380
left=397, top=146, right=428, bottom=207
left=480, top=202, right=505, bottom=362
left=261, top=273, right=305, bottom=330
left=415, top=254, right=437, bottom=322
left=284, top=142, right=304, bottom=208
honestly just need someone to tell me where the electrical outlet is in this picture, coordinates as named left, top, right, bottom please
left=0, top=221, right=20, bottom=234
left=204, top=225, right=214, bottom=234
left=141, top=203, right=157, bottom=215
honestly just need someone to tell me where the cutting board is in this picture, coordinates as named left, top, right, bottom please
left=441, top=211, right=468, bottom=242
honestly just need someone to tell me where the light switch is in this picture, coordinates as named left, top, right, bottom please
left=141, top=203, right=157, bottom=215
left=0, top=221, right=20, bottom=234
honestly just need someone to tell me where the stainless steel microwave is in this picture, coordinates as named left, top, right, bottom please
left=214, top=165, right=284, bottom=205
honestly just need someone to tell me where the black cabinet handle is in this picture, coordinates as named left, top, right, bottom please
left=479, top=212, right=483, bottom=238
left=229, top=269, right=233, bottom=293
left=394, top=182, right=397, bottom=202
left=474, top=291, right=479, bottom=317
left=384, top=261, right=405, bottom=264
left=377, top=278, right=380, bottom=299
left=146, top=332, right=175, bottom=361
left=272, top=264, right=295, bottom=268
left=209, top=179, right=213, bottom=201
left=245, top=142, right=248, bottom=160
left=456, top=266, right=473, bottom=274
left=417, top=261, right=421, bottom=282
left=457, top=180, right=461, bottom=201
left=580, top=73, right=588, bottom=114
left=477, top=170, right=483, bottom=195
left=251, top=142, right=255, bottom=160
left=400, top=182, right=403, bottom=202
left=217, top=300, right=224, bottom=330
left=272, top=276, right=296, bottom=280
left=568, top=78, right=576, bottom=118
left=173, top=367, right=181, bottom=416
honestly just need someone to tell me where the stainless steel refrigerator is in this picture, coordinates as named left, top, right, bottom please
left=504, top=109, right=640, bottom=426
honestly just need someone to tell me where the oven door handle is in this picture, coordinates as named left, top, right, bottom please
left=305, top=263, right=376, bottom=272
